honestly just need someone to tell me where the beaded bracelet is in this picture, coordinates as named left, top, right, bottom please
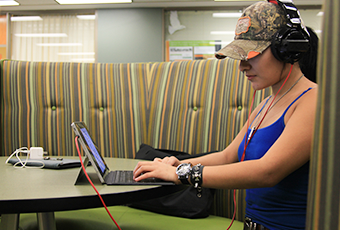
left=190, top=163, right=204, bottom=197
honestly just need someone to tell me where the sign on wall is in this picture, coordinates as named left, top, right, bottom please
left=166, top=40, right=221, bottom=61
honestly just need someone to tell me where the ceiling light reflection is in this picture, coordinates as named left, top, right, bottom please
left=37, top=43, right=82, bottom=47
left=15, top=33, right=67, bottom=37
left=77, top=15, right=96, bottom=20
left=11, top=16, right=42, bottom=21
left=212, top=12, right=242, bottom=18
left=0, top=0, right=19, bottom=6
left=58, top=52, right=95, bottom=55
left=56, top=0, right=131, bottom=4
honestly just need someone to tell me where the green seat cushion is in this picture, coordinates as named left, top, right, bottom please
left=19, top=206, right=243, bottom=230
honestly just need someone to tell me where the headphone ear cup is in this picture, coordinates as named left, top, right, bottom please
left=271, top=30, right=284, bottom=62
left=271, top=26, right=310, bottom=63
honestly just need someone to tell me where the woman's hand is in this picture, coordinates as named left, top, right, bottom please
left=133, top=160, right=180, bottom=184
left=153, top=156, right=181, bottom=167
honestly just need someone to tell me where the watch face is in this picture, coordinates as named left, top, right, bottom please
left=176, top=163, right=191, bottom=176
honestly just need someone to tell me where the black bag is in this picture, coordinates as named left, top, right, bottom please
left=129, top=144, right=215, bottom=219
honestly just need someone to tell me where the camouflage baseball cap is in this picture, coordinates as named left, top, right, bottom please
left=215, top=1, right=287, bottom=61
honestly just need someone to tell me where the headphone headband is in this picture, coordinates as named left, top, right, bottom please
left=275, top=0, right=310, bottom=36
left=269, top=0, right=310, bottom=63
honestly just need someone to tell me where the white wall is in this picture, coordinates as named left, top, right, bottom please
left=97, top=8, right=163, bottom=63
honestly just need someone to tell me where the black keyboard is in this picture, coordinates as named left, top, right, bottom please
left=105, top=170, right=169, bottom=185
left=111, top=170, right=135, bottom=183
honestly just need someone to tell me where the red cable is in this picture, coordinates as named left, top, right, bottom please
left=228, top=64, right=293, bottom=230
left=75, top=136, right=122, bottom=230
left=241, top=89, right=257, bottom=162
left=226, top=89, right=257, bottom=230
left=226, top=88, right=257, bottom=229
left=225, top=189, right=237, bottom=230
left=242, top=64, right=293, bottom=161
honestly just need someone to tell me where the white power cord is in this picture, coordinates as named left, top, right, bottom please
left=5, top=147, right=45, bottom=169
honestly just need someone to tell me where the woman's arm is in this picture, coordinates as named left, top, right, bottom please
left=133, top=121, right=250, bottom=184
left=201, top=88, right=317, bottom=189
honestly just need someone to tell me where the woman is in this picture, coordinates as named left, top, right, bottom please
left=134, top=1, right=318, bottom=229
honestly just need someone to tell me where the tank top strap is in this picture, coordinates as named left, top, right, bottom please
left=250, top=96, right=272, bottom=127
left=282, top=87, right=314, bottom=117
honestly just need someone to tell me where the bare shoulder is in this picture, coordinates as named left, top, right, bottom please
left=286, top=85, right=318, bottom=124
left=295, top=85, right=318, bottom=108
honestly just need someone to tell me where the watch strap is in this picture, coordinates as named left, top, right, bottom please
left=179, top=176, right=190, bottom=185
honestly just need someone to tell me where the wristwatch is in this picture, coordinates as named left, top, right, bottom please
left=176, top=163, right=192, bottom=184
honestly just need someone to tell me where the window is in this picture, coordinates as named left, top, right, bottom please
left=11, top=14, right=95, bottom=62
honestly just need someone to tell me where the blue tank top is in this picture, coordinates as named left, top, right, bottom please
left=238, top=88, right=312, bottom=230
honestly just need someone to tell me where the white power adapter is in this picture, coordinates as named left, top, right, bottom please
left=29, top=147, right=44, bottom=159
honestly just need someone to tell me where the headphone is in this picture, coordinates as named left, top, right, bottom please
left=269, top=0, right=310, bottom=63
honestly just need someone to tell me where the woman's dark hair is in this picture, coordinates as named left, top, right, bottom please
left=299, top=26, right=319, bottom=83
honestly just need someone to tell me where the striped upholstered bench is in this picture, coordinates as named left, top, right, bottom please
left=0, top=59, right=270, bottom=229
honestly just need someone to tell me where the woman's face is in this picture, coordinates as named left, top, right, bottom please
left=239, top=48, right=287, bottom=90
